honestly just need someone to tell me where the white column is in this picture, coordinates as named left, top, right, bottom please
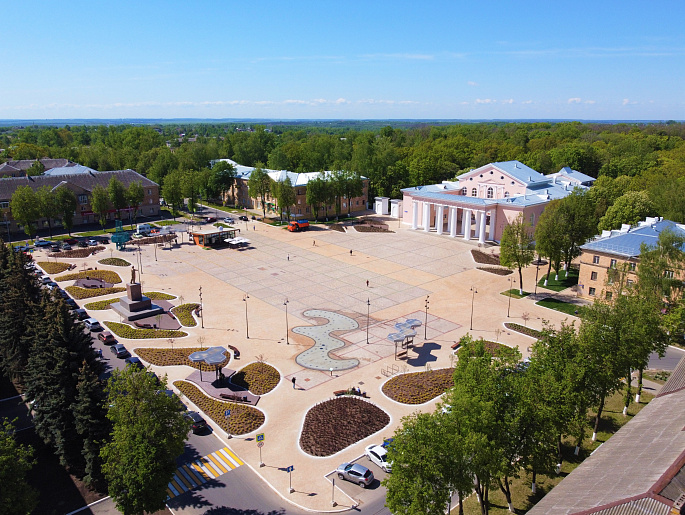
left=474, top=210, right=482, bottom=240
left=478, top=211, right=487, bottom=244
left=423, top=202, right=431, bottom=232
left=411, top=201, right=418, bottom=230
left=436, top=205, right=444, bottom=235
left=449, top=207, right=457, bottom=237
left=463, top=209, right=472, bottom=240
left=489, top=209, right=497, bottom=240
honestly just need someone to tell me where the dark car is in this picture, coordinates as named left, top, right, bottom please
left=64, top=238, right=78, bottom=245
left=49, top=244, right=60, bottom=252
left=60, top=242, right=72, bottom=250
left=110, top=344, right=130, bottom=359
left=57, top=288, right=69, bottom=298
left=125, top=356, right=144, bottom=370
left=97, top=331, right=117, bottom=344
left=78, top=240, right=89, bottom=248
left=65, top=298, right=77, bottom=309
left=98, top=237, right=110, bottom=244
left=238, top=215, right=249, bottom=221
left=183, top=411, right=208, bottom=434
left=205, top=217, right=217, bottom=223
left=74, top=308, right=88, bottom=320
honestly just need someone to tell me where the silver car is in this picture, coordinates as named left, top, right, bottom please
left=335, top=462, right=374, bottom=488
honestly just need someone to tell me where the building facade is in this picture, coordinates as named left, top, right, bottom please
left=401, top=161, right=595, bottom=244
left=0, top=169, right=160, bottom=235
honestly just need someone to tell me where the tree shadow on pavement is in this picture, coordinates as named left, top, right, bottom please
left=202, top=508, right=287, bottom=515
left=406, top=342, right=441, bottom=367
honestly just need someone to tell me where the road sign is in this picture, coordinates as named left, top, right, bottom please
left=286, top=465, right=294, bottom=473
left=256, top=433, right=265, bottom=442
left=224, top=409, right=231, bottom=417
left=257, top=441, right=264, bottom=448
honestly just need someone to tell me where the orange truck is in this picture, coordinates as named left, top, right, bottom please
left=287, top=220, right=310, bottom=232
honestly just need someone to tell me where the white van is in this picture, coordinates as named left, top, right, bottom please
left=136, top=223, right=152, bottom=235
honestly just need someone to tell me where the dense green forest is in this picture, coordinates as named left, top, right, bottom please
left=2, top=121, right=685, bottom=222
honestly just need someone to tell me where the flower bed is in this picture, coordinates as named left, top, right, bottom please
left=135, top=347, right=229, bottom=371
left=49, top=246, right=104, bottom=258
left=504, top=323, right=541, bottom=339
left=174, top=380, right=264, bottom=435
left=230, top=363, right=280, bottom=395
left=382, top=368, right=454, bottom=404
left=65, top=286, right=126, bottom=299
left=471, top=249, right=500, bottom=265
left=55, top=270, right=122, bottom=284
left=329, top=224, right=345, bottom=232
left=84, top=298, right=119, bottom=310
left=477, top=266, right=513, bottom=275
left=97, top=258, right=130, bottom=267
left=144, top=291, right=176, bottom=300
left=355, top=225, right=394, bottom=233
left=103, top=321, right=187, bottom=339
left=300, top=397, right=389, bottom=456
left=171, top=303, right=199, bottom=327
left=36, top=261, right=72, bottom=274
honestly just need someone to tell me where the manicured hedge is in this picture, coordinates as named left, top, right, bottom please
left=135, top=347, right=229, bottom=371
left=231, top=363, right=280, bottom=395
left=171, top=303, right=199, bottom=327
left=36, top=261, right=72, bottom=274
left=65, top=286, right=126, bottom=299
left=84, top=298, right=119, bottom=310
left=477, top=267, right=512, bottom=275
left=103, top=321, right=187, bottom=339
left=144, top=291, right=176, bottom=300
left=98, top=258, right=130, bottom=267
left=49, top=246, right=104, bottom=258
left=174, top=380, right=264, bottom=435
left=55, top=270, right=122, bottom=284
left=504, top=323, right=542, bottom=338
left=382, top=368, right=454, bottom=404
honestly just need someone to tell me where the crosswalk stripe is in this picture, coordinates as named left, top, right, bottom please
left=219, top=447, right=244, bottom=467
left=169, top=478, right=183, bottom=495
left=198, top=458, right=218, bottom=478
left=191, top=461, right=210, bottom=480
left=174, top=471, right=193, bottom=490
left=166, top=487, right=174, bottom=499
left=207, top=453, right=229, bottom=474
left=182, top=464, right=203, bottom=485
left=179, top=465, right=200, bottom=487
left=167, top=482, right=180, bottom=498
left=212, top=450, right=236, bottom=470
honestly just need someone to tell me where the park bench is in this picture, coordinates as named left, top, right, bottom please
left=228, top=345, right=240, bottom=359
left=451, top=342, right=461, bottom=351
left=219, top=393, right=250, bottom=403
left=334, top=388, right=368, bottom=398
left=134, top=321, right=153, bottom=329
left=396, top=350, right=408, bottom=359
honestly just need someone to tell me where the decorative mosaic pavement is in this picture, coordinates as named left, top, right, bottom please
left=294, top=309, right=360, bottom=371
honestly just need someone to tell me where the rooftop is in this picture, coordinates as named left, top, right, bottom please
left=581, top=218, right=685, bottom=258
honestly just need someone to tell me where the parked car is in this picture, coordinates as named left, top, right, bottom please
left=60, top=242, right=72, bottom=250
left=238, top=215, right=249, bottom=221
left=57, top=288, right=69, bottom=298
left=223, top=217, right=234, bottom=224
left=183, top=411, right=208, bottom=434
left=205, top=217, right=217, bottom=223
left=87, top=239, right=98, bottom=246
left=34, top=240, right=52, bottom=248
left=335, top=463, right=374, bottom=488
left=125, top=356, right=144, bottom=370
left=65, top=298, right=77, bottom=309
left=74, top=308, right=88, bottom=320
left=46, top=281, right=58, bottom=290
left=41, top=276, right=52, bottom=284
left=365, top=444, right=392, bottom=473
left=64, top=238, right=78, bottom=245
left=97, top=331, right=116, bottom=344
left=84, top=318, right=103, bottom=331
left=49, top=244, right=60, bottom=252
left=98, top=237, right=110, bottom=244
left=78, top=240, right=89, bottom=248
left=111, top=344, right=130, bottom=359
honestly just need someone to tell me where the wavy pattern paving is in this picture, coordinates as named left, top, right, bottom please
left=294, top=310, right=360, bottom=371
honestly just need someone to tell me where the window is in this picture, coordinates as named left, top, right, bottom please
left=471, top=188, right=477, bottom=197
left=629, top=262, right=636, bottom=271
left=589, top=287, right=596, bottom=296
left=590, top=272, right=598, bottom=280
left=297, top=199, right=301, bottom=205
left=0, top=202, right=8, bottom=209
left=81, top=206, right=86, bottom=211
left=605, top=291, right=613, bottom=300
left=306, top=207, right=310, bottom=213
left=593, top=255, right=600, bottom=264
left=78, top=194, right=88, bottom=204
left=148, top=189, right=152, bottom=195
left=486, top=187, right=494, bottom=199
left=149, top=208, right=154, bottom=213
left=461, top=187, right=467, bottom=195
left=665, top=270, right=675, bottom=279
left=627, top=279, right=634, bottom=287
left=149, top=199, right=153, bottom=204
left=529, top=213, right=535, bottom=225
left=610, top=259, right=617, bottom=268
left=504, top=191, right=510, bottom=198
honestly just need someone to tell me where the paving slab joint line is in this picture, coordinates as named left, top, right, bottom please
left=64, top=495, right=111, bottom=515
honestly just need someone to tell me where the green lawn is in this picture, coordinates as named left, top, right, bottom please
left=500, top=289, right=530, bottom=299
left=535, top=297, right=582, bottom=316
left=537, top=269, right=579, bottom=292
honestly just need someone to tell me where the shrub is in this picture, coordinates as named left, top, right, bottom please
left=65, top=286, right=126, bottom=299
left=55, top=270, right=122, bottom=284
left=144, top=291, right=176, bottom=300
left=504, top=323, right=541, bottom=338
left=36, top=261, right=72, bottom=274
left=84, top=298, right=119, bottom=310
left=231, top=363, right=280, bottom=395
left=98, top=258, right=130, bottom=267
left=382, top=368, right=454, bottom=404
left=49, top=246, right=104, bottom=258
left=171, top=303, right=199, bottom=327
left=103, top=321, right=187, bottom=339
left=136, top=347, right=229, bottom=371
left=300, top=397, right=390, bottom=456
left=174, top=380, right=264, bottom=435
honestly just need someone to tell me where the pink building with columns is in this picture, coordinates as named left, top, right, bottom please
left=401, top=161, right=594, bottom=243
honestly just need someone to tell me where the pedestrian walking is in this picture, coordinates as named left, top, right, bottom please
left=312, top=240, right=316, bottom=247
left=292, top=377, right=296, bottom=389
left=350, top=249, right=353, bottom=256
left=287, top=254, right=290, bottom=261
left=253, top=225, right=256, bottom=231
left=366, top=279, right=369, bottom=287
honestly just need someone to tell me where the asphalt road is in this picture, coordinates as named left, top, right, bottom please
left=648, top=345, right=685, bottom=370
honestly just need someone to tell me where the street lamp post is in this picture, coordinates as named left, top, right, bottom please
left=534, top=257, right=540, bottom=296
left=366, top=298, right=370, bottom=344
left=199, top=286, right=204, bottom=329
left=243, top=293, right=250, bottom=339
left=470, top=287, right=477, bottom=331
left=507, top=276, right=516, bottom=318
left=424, top=295, right=430, bottom=339
left=284, top=299, right=289, bottom=344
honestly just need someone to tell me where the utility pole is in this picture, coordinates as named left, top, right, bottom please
left=284, top=299, right=289, bottom=344
left=243, top=293, right=249, bottom=339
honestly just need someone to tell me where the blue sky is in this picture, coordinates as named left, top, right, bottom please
left=1, top=1, right=684, bottom=120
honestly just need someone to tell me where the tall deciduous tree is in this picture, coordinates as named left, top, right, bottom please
left=598, top=190, right=657, bottom=232
left=0, top=419, right=38, bottom=515
left=274, top=176, right=296, bottom=221
left=90, top=184, right=111, bottom=231
left=36, top=185, right=59, bottom=238
left=181, top=170, right=202, bottom=216
left=126, top=181, right=144, bottom=229
left=161, top=170, right=184, bottom=219
left=500, top=213, right=535, bottom=294
left=247, top=165, right=272, bottom=219
left=305, top=174, right=327, bottom=221
left=210, top=161, right=236, bottom=205
left=9, top=186, right=40, bottom=240
left=101, top=368, right=190, bottom=515
left=108, top=176, right=128, bottom=220
left=557, top=188, right=598, bottom=270
left=535, top=200, right=565, bottom=284
left=55, top=187, right=78, bottom=235
left=341, top=170, right=364, bottom=215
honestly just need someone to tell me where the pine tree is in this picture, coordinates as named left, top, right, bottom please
left=0, top=419, right=38, bottom=515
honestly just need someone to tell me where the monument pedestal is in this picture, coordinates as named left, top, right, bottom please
left=111, top=282, right=164, bottom=321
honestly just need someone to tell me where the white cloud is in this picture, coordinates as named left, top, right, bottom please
left=362, top=53, right=434, bottom=61
left=467, top=81, right=478, bottom=86
left=522, top=100, right=533, bottom=104
left=584, top=100, right=596, bottom=104
left=568, top=98, right=582, bottom=104
left=475, top=98, right=495, bottom=104
left=502, top=98, right=514, bottom=104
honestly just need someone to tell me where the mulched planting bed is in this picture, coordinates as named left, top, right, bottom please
left=329, top=224, right=346, bottom=232
left=504, top=323, right=542, bottom=338
left=471, top=249, right=501, bottom=265
left=36, top=261, right=72, bottom=274
left=382, top=368, right=454, bottom=404
left=174, top=380, right=264, bottom=435
left=144, top=291, right=176, bottom=300
left=55, top=270, right=122, bottom=283
left=300, top=397, right=390, bottom=456
left=171, top=303, right=199, bottom=327
left=104, top=321, right=187, bottom=339
left=136, top=347, right=228, bottom=371
left=477, top=266, right=513, bottom=275
left=355, top=225, right=394, bottom=233
left=97, top=257, right=130, bottom=266
left=84, top=298, right=119, bottom=310
left=49, top=246, right=104, bottom=258
left=65, top=286, right=126, bottom=299
left=230, top=362, right=280, bottom=395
